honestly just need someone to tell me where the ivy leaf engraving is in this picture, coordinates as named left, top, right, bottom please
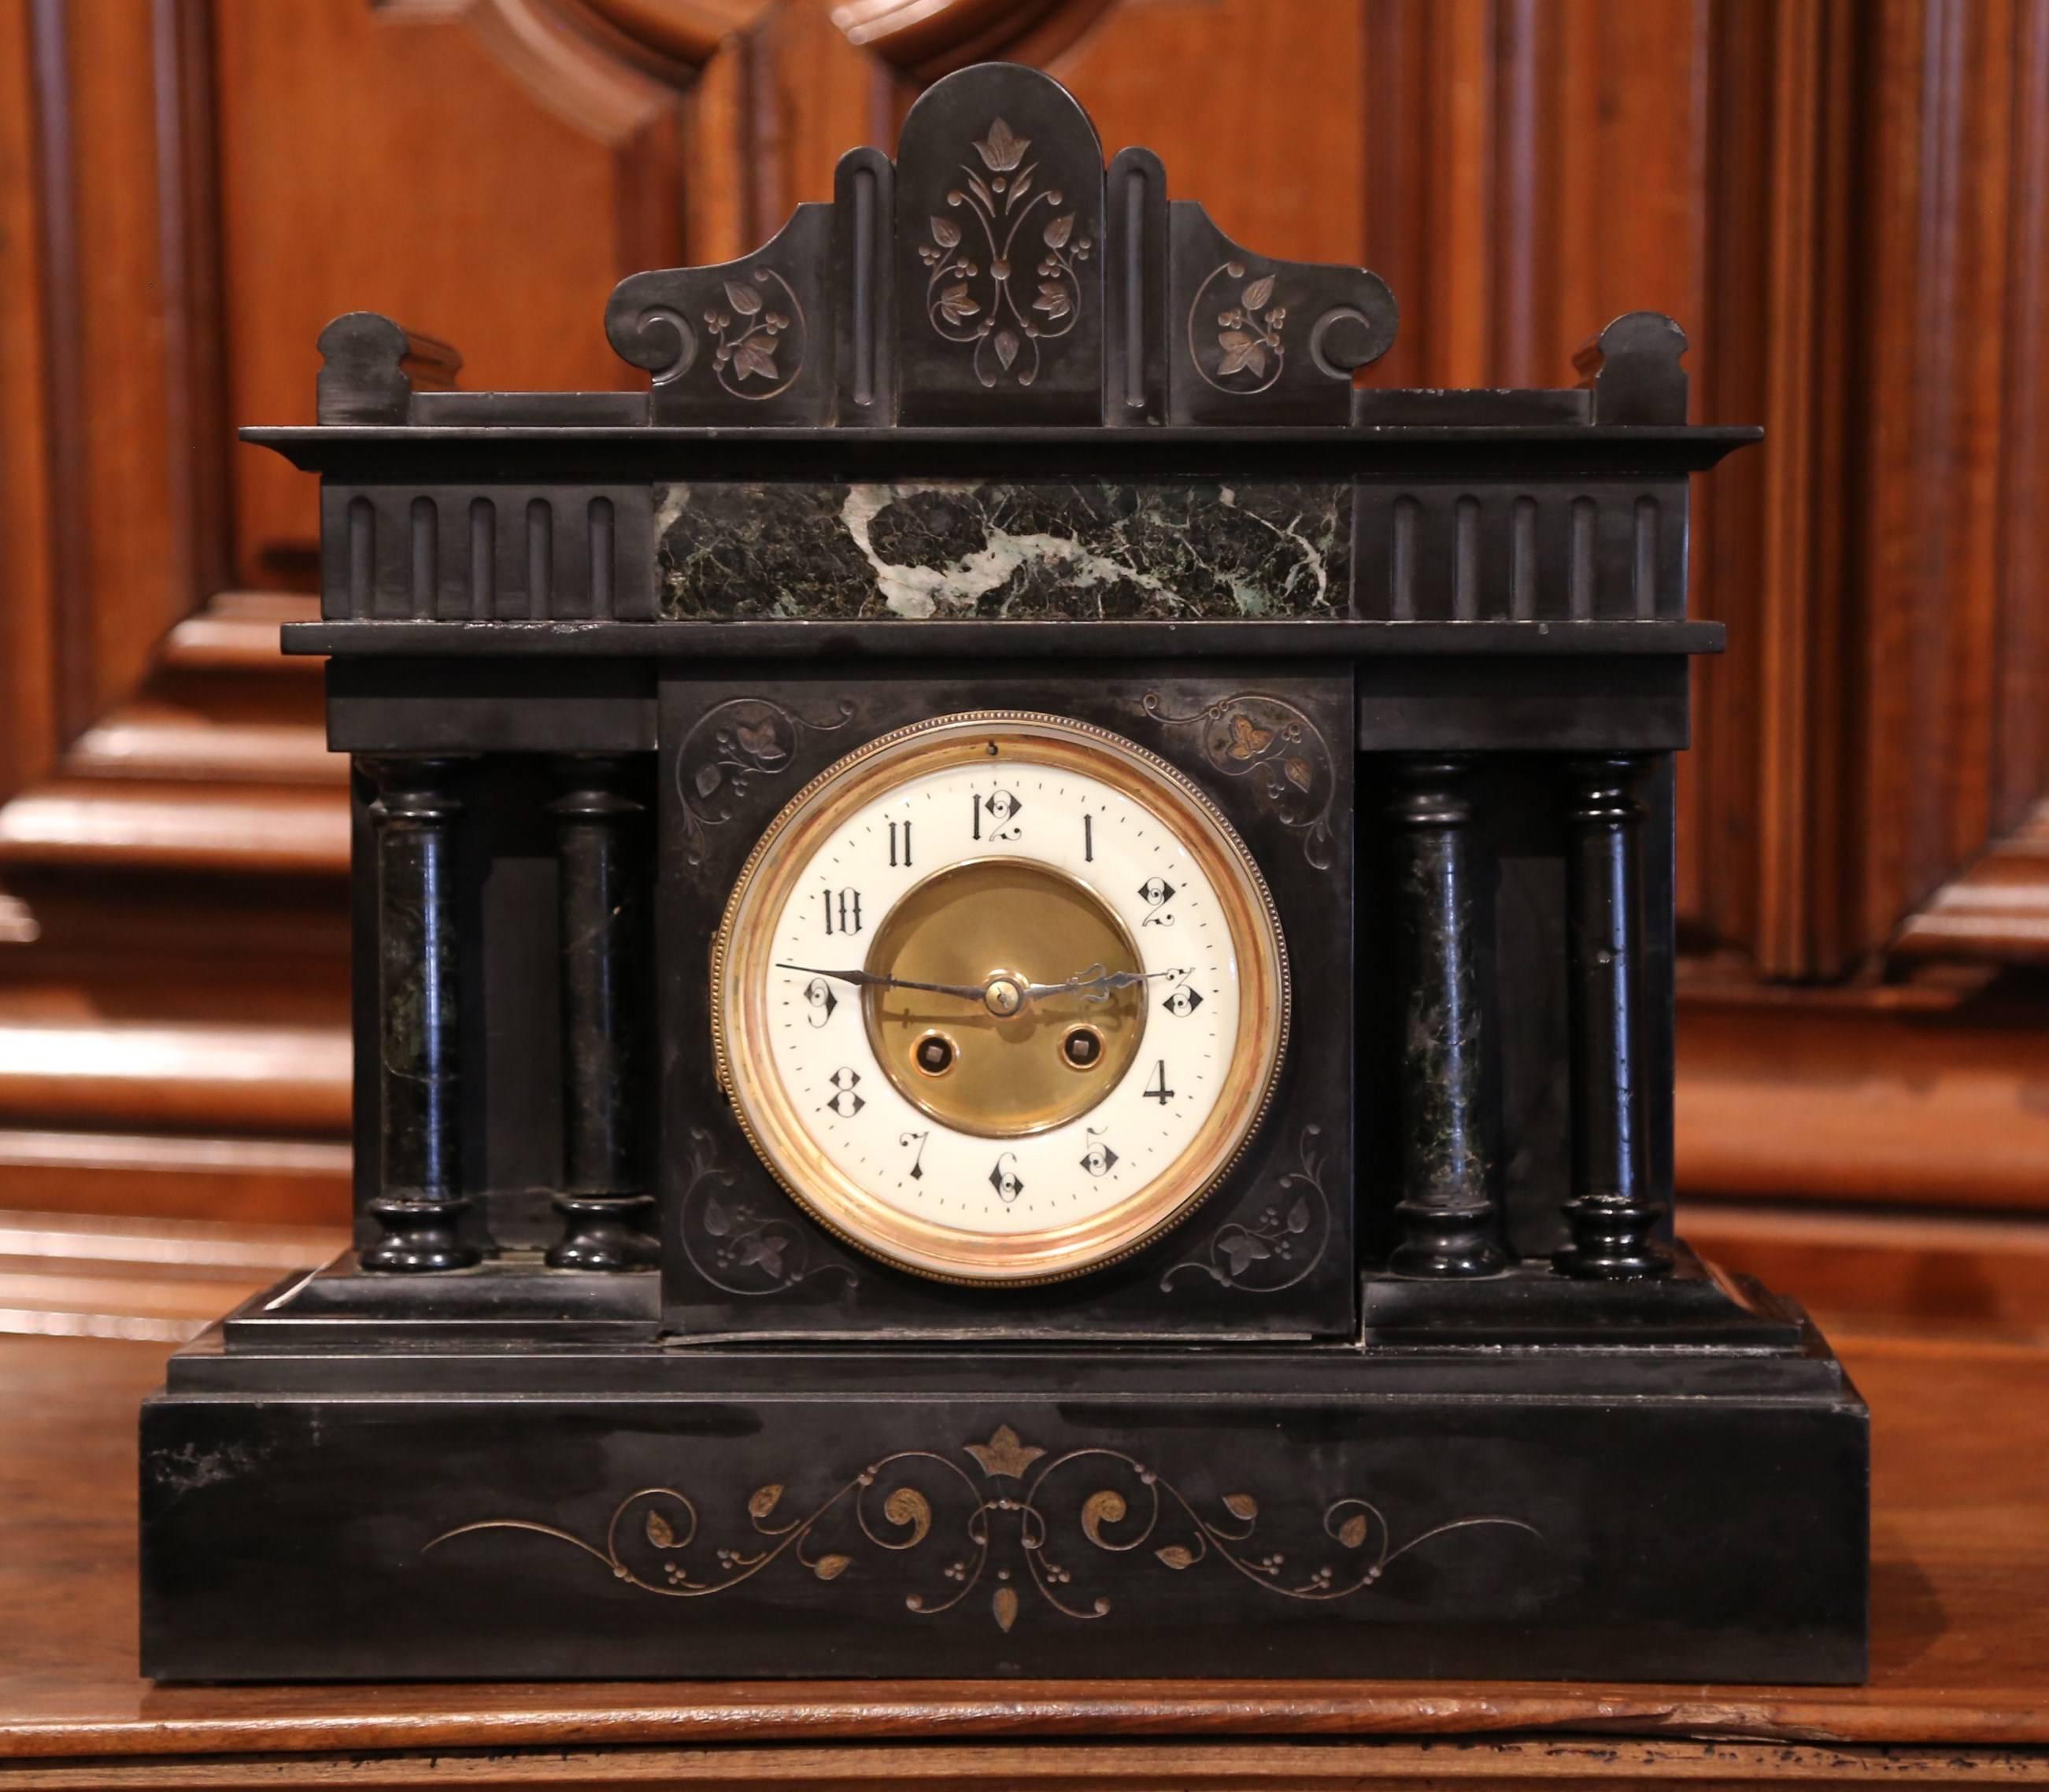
left=993, top=1586, right=1019, bottom=1631
left=1044, top=213, right=1074, bottom=249
left=734, top=719, right=786, bottom=764
left=1284, top=756, right=1313, bottom=792
left=1338, top=1513, right=1370, bottom=1550
left=994, top=330, right=1019, bottom=371
left=1223, top=1493, right=1259, bottom=1522
left=812, top=1553, right=850, bottom=1581
left=737, top=1233, right=786, bottom=1276
left=645, top=1509, right=677, bottom=1548
left=967, top=172, right=997, bottom=214
left=1226, top=713, right=1276, bottom=759
left=701, top=1195, right=731, bottom=1238
left=732, top=340, right=779, bottom=383
left=1216, top=331, right=1268, bottom=379
left=1032, top=281, right=1071, bottom=320
left=938, top=283, right=980, bottom=325
left=693, top=762, right=723, bottom=798
left=975, top=117, right=1030, bottom=172
left=930, top=215, right=961, bottom=249
left=1009, top=169, right=1032, bottom=208
left=1221, top=1233, right=1271, bottom=1278
left=748, top=1483, right=783, bottom=1520
left=1241, top=274, right=1275, bottom=311
left=1156, top=1544, right=1196, bottom=1570
left=1287, top=1195, right=1312, bottom=1235
left=724, top=279, right=763, bottom=317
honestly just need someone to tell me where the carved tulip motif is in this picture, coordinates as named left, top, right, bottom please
left=975, top=117, right=1030, bottom=172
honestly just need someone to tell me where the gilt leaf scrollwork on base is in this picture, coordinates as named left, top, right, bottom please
left=674, top=695, right=855, bottom=868
left=424, top=1418, right=1540, bottom=1632
left=919, top=117, right=1093, bottom=389
left=1141, top=690, right=1337, bottom=870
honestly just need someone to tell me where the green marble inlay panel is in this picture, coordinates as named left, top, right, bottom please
left=654, top=481, right=1349, bottom=621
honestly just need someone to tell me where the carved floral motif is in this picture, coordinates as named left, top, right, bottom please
left=919, top=118, right=1093, bottom=388
left=1141, top=690, right=1337, bottom=869
left=676, top=1126, right=854, bottom=1296
left=701, top=268, right=807, bottom=401
left=674, top=695, right=854, bottom=867
left=1161, top=1124, right=1331, bottom=1294
left=1189, top=260, right=1287, bottom=395
left=425, top=1417, right=1539, bottom=1631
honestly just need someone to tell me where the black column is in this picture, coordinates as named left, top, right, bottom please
left=548, top=756, right=656, bottom=1270
left=1388, top=757, right=1507, bottom=1277
left=361, top=756, right=479, bottom=1272
left=1556, top=756, right=1672, bottom=1277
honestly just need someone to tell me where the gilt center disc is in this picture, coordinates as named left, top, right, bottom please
left=862, top=859, right=1145, bottom=1138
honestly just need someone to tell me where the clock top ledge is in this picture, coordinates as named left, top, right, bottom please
left=256, top=61, right=1753, bottom=657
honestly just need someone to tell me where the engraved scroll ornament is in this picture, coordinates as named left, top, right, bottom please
left=426, top=1421, right=1540, bottom=1634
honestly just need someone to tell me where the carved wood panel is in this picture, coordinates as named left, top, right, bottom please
left=4, top=0, right=2049, bottom=1339
left=218, top=0, right=690, bottom=583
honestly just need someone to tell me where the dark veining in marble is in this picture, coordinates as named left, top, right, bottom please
left=1388, top=758, right=1506, bottom=1277
left=656, top=480, right=1348, bottom=621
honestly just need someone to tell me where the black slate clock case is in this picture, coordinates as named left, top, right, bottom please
left=660, top=665, right=1355, bottom=1339
left=139, top=62, right=1869, bottom=1686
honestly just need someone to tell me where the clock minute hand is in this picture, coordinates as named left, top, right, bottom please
left=775, top=963, right=991, bottom=1003
left=1023, top=966, right=1180, bottom=1003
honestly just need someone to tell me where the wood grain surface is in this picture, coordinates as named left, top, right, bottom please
left=6, top=0, right=2049, bottom=1330
left=0, top=1330, right=2043, bottom=1779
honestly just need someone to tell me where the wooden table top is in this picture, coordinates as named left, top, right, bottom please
left=2, top=1328, right=2046, bottom=1786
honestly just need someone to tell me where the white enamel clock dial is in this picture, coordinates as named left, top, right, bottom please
left=711, top=712, right=1291, bottom=1284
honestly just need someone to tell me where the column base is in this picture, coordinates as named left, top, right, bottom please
left=1553, top=1190, right=1674, bottom=1280
left=547, top=1193, right=660, bottom=1271
left=361, top=1195, right=481, bottom=1273
left=1386, top=1200, right=1508, bottom=1278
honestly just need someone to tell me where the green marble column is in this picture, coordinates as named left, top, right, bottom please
left=361, top=756, right=479, bottom=1273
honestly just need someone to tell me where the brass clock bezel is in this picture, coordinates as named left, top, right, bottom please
left=708, top=711, right=1291, bottom=1286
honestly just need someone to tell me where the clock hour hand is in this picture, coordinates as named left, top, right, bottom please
left=775, top=963, right=991, bottom=1003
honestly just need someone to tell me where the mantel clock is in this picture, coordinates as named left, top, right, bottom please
left=141, top=63, right=1868, bottom=1685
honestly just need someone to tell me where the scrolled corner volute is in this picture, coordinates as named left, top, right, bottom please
left=604, top=205, right=836, bottom=423
left=1168, top=201, right=1396, bottom=425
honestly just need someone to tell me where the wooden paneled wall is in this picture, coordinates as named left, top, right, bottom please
left=1, top=0, right=2045, bottom=1340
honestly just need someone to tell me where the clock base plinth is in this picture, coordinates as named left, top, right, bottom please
left=142, top=1265, right=1866, bottom=1687
left=1363, top=1245, right=1807, bottom=1346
